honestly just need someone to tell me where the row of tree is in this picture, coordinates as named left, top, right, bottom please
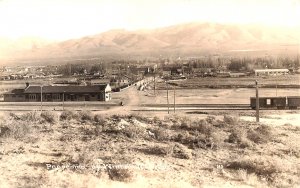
left=56, top=55, right=300, bottom=76
left=186, top=56, right=299, bottom=72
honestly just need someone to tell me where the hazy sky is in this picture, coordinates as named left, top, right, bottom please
left=0, top=0, right=299, bottom=40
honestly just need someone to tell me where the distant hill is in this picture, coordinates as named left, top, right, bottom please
left=2, top=23, right=300, bottom=62
left=0, top=37, right=53, bottom=59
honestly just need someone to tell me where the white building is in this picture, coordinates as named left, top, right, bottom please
left=254, top=69, right=289, bottom=76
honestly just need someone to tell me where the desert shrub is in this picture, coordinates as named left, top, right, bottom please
left=141, top=145, right=173, bottom=156
left=247, top=125, right=272, bottom=144
left=128, top=114, right=152, bottom=124
left=101, top=123, right=123, bottom=134
left=5, top=121, right=31, bottom=140
left=206, top=116, right=225, bottom=128
left=101, top=118, right=145, bottom=137
left=167, top=115, right=188, bottom=128
left=191, top=119, right=214, bottom=135
left=78, top=111, right=93, bottom=122
left=110, top=114, right=127, bottom=122
left=177, top=118, right=192, bottom=129
left=107, top=167, right=133, bottom=182
left=188, top=132, right=208, bottom=149
left=0, top=126, right=10, bottom=137
left=223, top=115, right=239, bottom=125
left=228, top=127, right=253, bottom=148
left=9, top=112, right=21, bottom=120
left=123, top=124, right=145, bottom=139
left=40, top=111, right=56, bottom=124
left=226, top=156, right=287, bottom=182
left=152, top=127, right=169, bottom=141
left=104, top=156, right=133, bottom=182
left=209, top=131, right=224, bottom=149
left=206, top=115, right=216, bottom=124
left=172, top=143, right=192, bottom=159
left=93, top=125, right=104, bottom=136
left=94, top=114, right=105, bottom=124
left=152, top=116, right=161, bottom=124
left=173, top=131, right=212, bottom=149
left=228, top=128, right=246, bottom=144
left=234, top=169, right=264, bottom=186
left=60, top=110, right=76, bottom=121
left=173, top=131, right=192, bottom=144
left=20, top=112, right=40, bottom=122
left=93, top=115, right=105, bottom=135
left=239, top=139, right=253, bottom=148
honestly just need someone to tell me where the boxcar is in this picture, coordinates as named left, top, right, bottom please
left=287, top=96, right=300, bottom=109
left=250, top=97, right=286, bottom=109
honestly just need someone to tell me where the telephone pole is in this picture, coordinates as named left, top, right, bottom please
left=173, top=85, right=176, bottom=113
left=62, top=91, right=65, bottom=111
left=154, top=74, right=156, bottom=95
left=166, top=82, right=169, bottom=114
left=255, top=80, right=259, bottom=122
left=40, top=85, right=43, bottom=112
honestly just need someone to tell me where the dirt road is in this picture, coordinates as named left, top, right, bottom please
left=97, top=85, right=142, bottom=115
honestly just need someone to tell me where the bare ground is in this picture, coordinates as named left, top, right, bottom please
left=0, top=111, right=299, bottom=188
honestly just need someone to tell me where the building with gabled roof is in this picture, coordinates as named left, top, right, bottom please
left=4, top=83, right=111, bottom=102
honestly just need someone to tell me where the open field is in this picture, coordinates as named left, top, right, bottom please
left=156, top=75, right=300, bottom=89
left=138, top=88, right=300, bottom=105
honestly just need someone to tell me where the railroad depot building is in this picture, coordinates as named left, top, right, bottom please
left=254, top=69, right=289, bottom=76
left=4, top=83, right=112, bottom=102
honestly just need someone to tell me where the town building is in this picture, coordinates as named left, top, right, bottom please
left=4, top=83, right=111, bottom=102
left=254, top=69, right=289, bottom=76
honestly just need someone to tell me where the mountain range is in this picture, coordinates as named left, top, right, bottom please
left=1, top=22, right=299, bottom=63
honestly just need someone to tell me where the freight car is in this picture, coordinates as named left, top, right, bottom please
left=250, top=97, right=286, bottom=109
left=250, top=96, right=300, bottom=109
left=287, top=96, right=300, bottom=109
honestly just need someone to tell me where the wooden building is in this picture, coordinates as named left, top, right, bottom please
left=4, top=83, right=111, bottom=102
left=254, top=69, right=289, bottom=76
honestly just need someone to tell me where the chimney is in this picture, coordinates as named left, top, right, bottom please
left=25, top=82, right=30, bottom=88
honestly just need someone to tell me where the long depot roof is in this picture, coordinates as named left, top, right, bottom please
left=254, top=69, right=289, bottom=72
left=24, top=84, right=109, bottom=94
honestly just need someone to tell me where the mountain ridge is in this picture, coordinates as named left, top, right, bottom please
left=1, top=22, right=300, bottom=62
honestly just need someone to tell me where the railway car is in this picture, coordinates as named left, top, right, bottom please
left=287, top=96, right=300, bottom=109
left=250, top=97, right=287, bottom=109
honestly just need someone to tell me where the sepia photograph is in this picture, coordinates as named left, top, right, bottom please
left=0, top=0, right=299, bottom=187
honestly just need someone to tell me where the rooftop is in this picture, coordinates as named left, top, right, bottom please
left=254, top=69, right=289, bottom=72
left=23, top=84, right=109, bottom=94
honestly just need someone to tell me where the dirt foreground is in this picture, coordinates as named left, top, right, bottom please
left=0, top=110, right=299, bottom=188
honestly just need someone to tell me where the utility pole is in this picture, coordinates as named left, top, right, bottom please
left=62, top=91, right=65, bottom=111
left=276, top=77, right=278, bottom=97
left=166, top=81, right=169, bottom=114
left=173, top=85, right=176, bottom=113
left=40, top=85, right=43, bottom=112
left=154, top=74, right=156, bottom=95
left=255, top=80, right=259, bottom=122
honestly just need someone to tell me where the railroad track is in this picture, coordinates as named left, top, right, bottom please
left=137, top=104, right=252, bottom=111
left=136, top=103, right=299, bottom=111
left=142, top=104, right=250, bottom=108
